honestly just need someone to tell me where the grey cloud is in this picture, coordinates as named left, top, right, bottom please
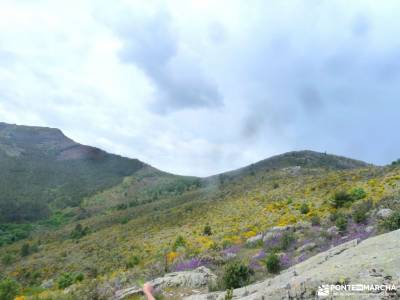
left=116, top=11, right=223, bottom=114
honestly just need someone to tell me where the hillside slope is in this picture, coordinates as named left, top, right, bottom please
left=0, top=124, right=399, bottom=300
left=186, top=229, right=400, bottom=299
left=0, top=122, right=147, bottom=223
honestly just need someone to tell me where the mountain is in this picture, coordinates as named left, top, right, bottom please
left=0, top=122, right=147, bottom=223
left=1, top=123, right=399, bottom=300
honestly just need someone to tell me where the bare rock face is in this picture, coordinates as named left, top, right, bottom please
left=185, top=230, right=400, bottom=300
left=113, top=266, right=216, bottom=300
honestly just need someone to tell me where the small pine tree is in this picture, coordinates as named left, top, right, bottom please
left=203, top=224, right=212, bottom=236
left=222, top=261, right=253, bottom=289
left=265, top=253, right=280, bottom=274
left=336, top=216, right=348, bottom=233
left=172, top=235, right=186, bottom=251
left=299, top=202, right=310, bottom=214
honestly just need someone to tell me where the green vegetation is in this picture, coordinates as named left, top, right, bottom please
left=279, top=232, right=296, bottom=251
left=20, top=243, right=31, bottom=257
left=299, top=202, right=310, bottom=214
left=331, top=191, right=353, bottom=208
left=350, top=188, right=367, bottom=200
left=0, top=278, right=20, bottom=300
left=265, top=253, right=280, bottom=274
left=335, top=216, right=348, bottom=233
left=1, top=125, right=400, bottom=299
left=352, top=200, right=372, bottom=224
left=382, top=211, right=400, bottom=231
left=222, top=261, right=253, bottom=289
left=1, top=253, right=15, bottom=266
left=0, top=123, right=145, bottom=223
left=57, top=273, right=75, bottom=289
left=70, top=223, right=89, bottom=239
left=203, top=224, right=212, bottom=236
left=172, top=235, right=186, bottom=251
left=224, top=288, right=233, bottom=300
left=126, top=255, right=141, bottom=268
left=310, top=215, right=321, bottom=226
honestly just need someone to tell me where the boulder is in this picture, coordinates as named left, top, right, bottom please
left=376, top=208, right=393, bottom=219
left=246, top=234, right=263, bottom=246
left=365, top=225, right=375, bottom=233
left=113, top=266, right=216, bottom=300
left=184, top=230, right=400, bottom=299
left=262, top=225, right=294, bottom=242
left=327, top=226, right=338, bottom=235
left=40, top=279, right=54, bottom=289
left=296, top=242, right=317, bottom=253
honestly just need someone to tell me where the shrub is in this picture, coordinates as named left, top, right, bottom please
left=310, top=215, right=321, bottom=226
left=329, top=211, right=343, bottom=222
left=299, top=203, right=310, bottom=214
left=286, top=198, right=293, bottom=205
left=70, top=223, right=89, bottom=239
left=335, top=216, right=348, bottom=233
left=351, top=200, right=372, bottom=224
left=172, top=235, right=186, bottom=251
left=203, top=224, right=212, bottom=236
left=224, top=288, right=233, bottom=300
left=1, top=254, right=15, bottom=266
left=265, top=253, right=280, bottom=274
left=75, top=273, right=85, bottom=283
left=57, top=272, right=74, bottom=289
left=126, top=255, right=141, bottom=268
left=20, top=243, right=30, bottom=257
left=279, top=232, right=296, bottom=251
left=352, top=209, right=368, bottom=224
left=382, top=211, right=400, bottom=231
left=222, top=261, right=253, bottom=289
left=0, top=278, right=20, bottom=300
left=350, top=188, right=367, bottom=200
left=331, top=191, right=353, bottom=208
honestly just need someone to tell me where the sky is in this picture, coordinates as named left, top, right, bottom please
left=0, top=0, right=400, bottom=176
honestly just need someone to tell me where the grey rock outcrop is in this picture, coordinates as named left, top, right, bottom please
left=246, top=234, right=263, bottom=246
left=296, top=242, right=317, bottom=253
left=376, top=208, right=393, bottom=219
left=185, top=230, right=400, bottom=300
left=113, top=266, right=216, bottom=300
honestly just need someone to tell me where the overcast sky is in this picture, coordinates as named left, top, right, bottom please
left=0, top=0, right=400, bottom=176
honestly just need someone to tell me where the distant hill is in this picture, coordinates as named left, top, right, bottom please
left=0, top=123, right=372, bottom=224
left=0, top=122, right=147, bottom=222
left=214, top=150, right=371, bottom=179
